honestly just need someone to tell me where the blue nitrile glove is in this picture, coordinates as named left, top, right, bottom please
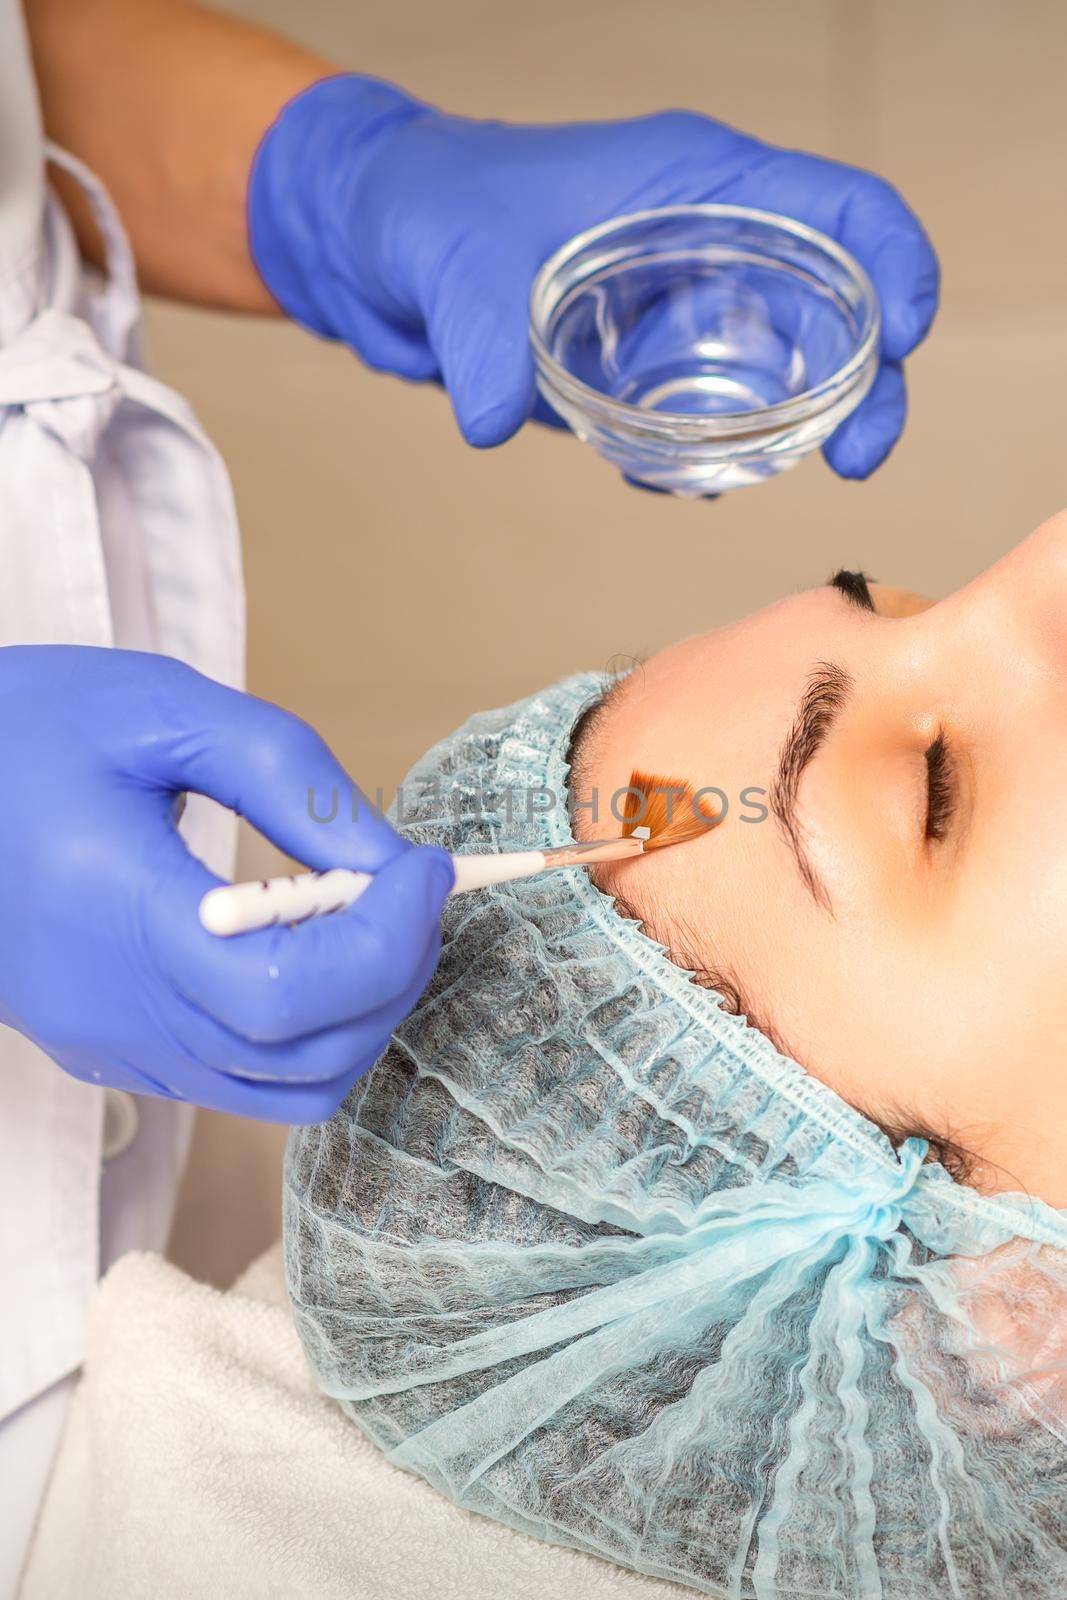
left=0, top=646, right=453, bottom=1123
left=248, top=76, right=939, bottom=479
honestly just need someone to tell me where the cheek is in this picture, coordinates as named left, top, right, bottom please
left=952, top=779, right=1067, bottom=1038
left=719, top=889, right=976, bottom=1130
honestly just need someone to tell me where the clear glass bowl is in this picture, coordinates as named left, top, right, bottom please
left=529, top=205, right=880, bottom=497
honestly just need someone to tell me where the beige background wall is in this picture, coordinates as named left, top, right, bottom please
left=165, top=0, right=1067, bottom=1284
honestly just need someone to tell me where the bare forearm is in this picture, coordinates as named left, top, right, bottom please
left=25, top=0, right=334, bottom=309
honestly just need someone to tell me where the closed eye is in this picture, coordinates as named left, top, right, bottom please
left=924, top=729, right=958, bottom=843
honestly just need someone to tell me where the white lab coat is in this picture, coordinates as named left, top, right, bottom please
left=0, top=2, right=245, bottom=1588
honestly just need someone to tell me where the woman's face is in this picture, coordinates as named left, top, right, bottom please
left=579, top=509, right=1067, bottom=1206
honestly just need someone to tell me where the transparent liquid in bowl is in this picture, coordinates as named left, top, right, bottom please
left=550, top=257, right=859, bottom=419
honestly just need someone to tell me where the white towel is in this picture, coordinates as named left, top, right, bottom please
left=20, top=1247, right=689, bottom=1600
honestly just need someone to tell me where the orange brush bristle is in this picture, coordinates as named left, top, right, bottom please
left=621, top=770, right=723, bottom=850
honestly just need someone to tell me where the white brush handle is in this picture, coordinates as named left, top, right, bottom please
left=198, top=868, right=373, bottom=936
left=448, top=849, right=545, bottom=893
left=199, top=850, right=551, bottom=937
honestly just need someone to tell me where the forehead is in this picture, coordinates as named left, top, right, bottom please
left=591, top=587, right=840, bottom=803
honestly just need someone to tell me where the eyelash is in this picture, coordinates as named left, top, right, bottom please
left=830, top=569, right=877, bottom=611
left=924, top=730, right=957, bottom=842
left=829, top=571, right=956, bottom=843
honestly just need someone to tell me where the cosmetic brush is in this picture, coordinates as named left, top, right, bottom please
left=621, top=769, right=724, bottom=848
left=199, top=835, right=646, bottom=937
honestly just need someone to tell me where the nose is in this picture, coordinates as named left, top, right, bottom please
left=919, top=509, right=1067, bottom=693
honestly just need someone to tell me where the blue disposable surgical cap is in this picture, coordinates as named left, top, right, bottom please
left=286, top=673, right=1067, bottom=1598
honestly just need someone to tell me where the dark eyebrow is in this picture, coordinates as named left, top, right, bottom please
left=769, top=662, right=853, bottom=915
